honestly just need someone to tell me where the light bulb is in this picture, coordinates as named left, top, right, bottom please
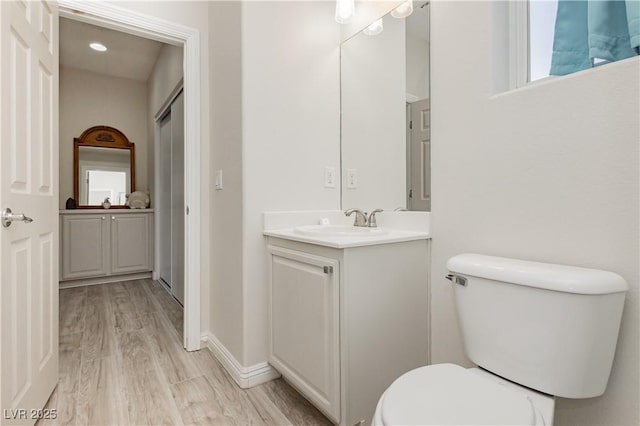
left=391, top=0, right=414, bottom=18
left=335, top=0, right=355, bottom=24
left=363, top=18, right=384, bottom=36
left=89, top=42, right=107, bottom=52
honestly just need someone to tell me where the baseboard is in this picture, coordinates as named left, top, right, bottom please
left=200, top=331, right=280, bottom=389
left=59, top=272, right=152, bottom=288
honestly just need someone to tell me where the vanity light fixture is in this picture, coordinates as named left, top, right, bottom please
left=363, top=18, right=384, bottom=36
left=391, top=0, right=414, bottom=18
left=335, top=0, right=355, bottom=24
left=89, top=42, right=107, bottom=52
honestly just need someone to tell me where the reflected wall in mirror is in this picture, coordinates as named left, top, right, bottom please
left=341, top=2, right=430, bottom=211
left=73, top=126, right=135, bottom=208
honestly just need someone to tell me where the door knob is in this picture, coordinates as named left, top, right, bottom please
left=1, top=208, right=34, bottom=228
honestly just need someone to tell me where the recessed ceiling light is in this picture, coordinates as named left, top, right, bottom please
left=89, top=42, right=107, bottom=52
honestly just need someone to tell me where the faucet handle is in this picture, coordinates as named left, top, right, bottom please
left=344, top=208, right=368, bottom=227
left=367, top=209, right=384, bottom=228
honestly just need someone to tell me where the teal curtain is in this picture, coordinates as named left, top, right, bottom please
left=550, top=0, right=640, bottom=76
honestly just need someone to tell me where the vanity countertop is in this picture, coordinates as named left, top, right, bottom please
left=60, top=209, right=154, bottom=214
left=264, top=227, right=430, bottom=249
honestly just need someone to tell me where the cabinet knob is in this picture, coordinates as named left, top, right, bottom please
left=101, top=216, right=106, bottom=220
left=111, top=216, right=116, bottom=220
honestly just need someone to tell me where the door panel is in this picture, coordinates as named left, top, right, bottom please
left=111, top=213, right=152, bottom=274
left=158, top=113, right=172, bottom=287
left=170, top=92, right=184, bottom=305
left=409, top=98, right=430, bottom=211
left=1, top=1, right=59, bottom=423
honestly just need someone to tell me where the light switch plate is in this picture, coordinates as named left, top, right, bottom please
left=215, top=170, right=223, bottom=190
left=324, top=166, right=336, bottom=188
left=347, top=169, right=357, bottom=189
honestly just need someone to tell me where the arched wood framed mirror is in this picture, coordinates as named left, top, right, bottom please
left=73, top=126, right=136, bottom=208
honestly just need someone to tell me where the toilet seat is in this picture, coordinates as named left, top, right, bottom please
left=379, top=363, right=541, bottom=425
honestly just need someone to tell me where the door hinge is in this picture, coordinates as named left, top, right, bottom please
left=323, top=266, right=333, bottom=274
left=409, top=189, right=413, bottom=198
left=186, top=206, right=190, bottom=215
left=409, top=120, right=413, bottom=129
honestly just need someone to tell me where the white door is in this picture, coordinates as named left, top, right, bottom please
left=0, top=1, right=59, bottom=424
left=409, top=98, right=430, bottom=211
left=170, top=92, right=184, bottom=305
left=158, top=112, right=172, bottom=288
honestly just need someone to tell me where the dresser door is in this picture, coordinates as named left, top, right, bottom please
left=110, top=213, right=152, bottom=274
left=61, top=214, right=109, bottom=279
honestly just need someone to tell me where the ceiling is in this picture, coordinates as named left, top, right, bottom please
left=60, top=18, right=164, bottom=81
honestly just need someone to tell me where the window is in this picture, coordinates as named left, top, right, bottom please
left=512, top=0, right=639, bottom=87
left=529, top=0, right=558, bottom=81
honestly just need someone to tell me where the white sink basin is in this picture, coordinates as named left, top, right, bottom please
left=294, top=225, right=389, bottom=237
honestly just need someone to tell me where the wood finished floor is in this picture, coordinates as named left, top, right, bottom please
left=40, top=279, right=332, bottom=426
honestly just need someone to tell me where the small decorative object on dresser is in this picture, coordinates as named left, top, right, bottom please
left=65, top=197, right=77, bottom=209
left=102, top=197, right=111, bottom=209
left=126, top=191, right=150, bottom=209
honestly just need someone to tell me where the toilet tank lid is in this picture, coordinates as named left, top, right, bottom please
left=447, top=254, right=628, bottom=295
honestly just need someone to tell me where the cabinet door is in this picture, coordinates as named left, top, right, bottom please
left=111, top=213, right=153, bottom=274
left=268, top=246, right=340, bottom=423
left=61, top=214, right=109, bottom=280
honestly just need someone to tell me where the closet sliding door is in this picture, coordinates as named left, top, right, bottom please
left=159, top=113, right=173, bottom=289
left=157, top=90, right=185, bottom=305
left=171, top=93, right=185, bottom=305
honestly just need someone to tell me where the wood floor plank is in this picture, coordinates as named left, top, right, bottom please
left=81, top=285, right=115, bottom=360
left=124, top=280, right=158, bottom=314
left=76, top=356, right=129, bottom=426
left=170, top=375, right=236, bottom=425
left=59, top=287, right=86, bottom=336
left=117, top=330, right=183, bottom=426
left=245, top=385, right=293, bottom=426
left=258, top=379, right=334, bottom=426
left=142, top=280, right=183, bottom=335
left=191, top=350, right=266, bottom=425
left=141, top=311, right=200, bottom=385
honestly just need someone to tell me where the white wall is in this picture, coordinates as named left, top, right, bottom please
left=240, top=1, right=341, bottom=365
left=105, top=0, right=212, bottom=334
left=341, top=16, right=406, bottom=210
left=59, top=67, right=148, bottom=208
left=208, top=1, right=245, bottom=362
left=406, top=34, right=429, bottom=100
left=431, top=2, right=639, bottom=425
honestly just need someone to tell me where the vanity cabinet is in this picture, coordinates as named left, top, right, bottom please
left=60, top=210, right=154, bottom=282
left=269, top=247, right=341, bottom=422
left=267, top=237, right=429, bottom=426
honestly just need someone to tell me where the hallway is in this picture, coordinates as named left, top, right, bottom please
left=40, top=280, right=331, bottom=425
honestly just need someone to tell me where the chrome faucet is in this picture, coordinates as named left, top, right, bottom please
left=344, top=208, right=368, bottom=227
left=344, top=208, right=384, bottom=227
left=367, top=209, right=383, bottom=228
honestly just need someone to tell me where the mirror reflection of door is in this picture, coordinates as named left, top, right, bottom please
left=408, top=99, right=430, bottom=211
left=86, top=170, right=127, bottom=205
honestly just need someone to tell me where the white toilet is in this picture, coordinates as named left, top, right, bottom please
left=373, top=254, right=628, bottom=425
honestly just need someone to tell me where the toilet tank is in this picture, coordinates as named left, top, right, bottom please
left=447, top=254, right=628, bottom=399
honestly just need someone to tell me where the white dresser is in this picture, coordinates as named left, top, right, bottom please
left=59, top=209, right=154, bottom=286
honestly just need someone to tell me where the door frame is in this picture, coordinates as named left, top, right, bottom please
left=58, top=0, right=202, bottom=351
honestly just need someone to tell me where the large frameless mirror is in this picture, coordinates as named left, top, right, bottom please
left=340, top=2, right=430, bottom=211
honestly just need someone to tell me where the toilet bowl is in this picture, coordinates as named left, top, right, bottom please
left=372, top=364, right=554, bottom=425
left=371, top=254, right=627, bottom=426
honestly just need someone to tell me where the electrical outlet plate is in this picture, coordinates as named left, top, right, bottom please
left=324, top=166, right=336, bottom=188
left=347, top=168, right=357, bottom=189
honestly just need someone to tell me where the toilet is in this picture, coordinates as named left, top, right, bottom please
left=373, top=254, right=628, bottom=425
